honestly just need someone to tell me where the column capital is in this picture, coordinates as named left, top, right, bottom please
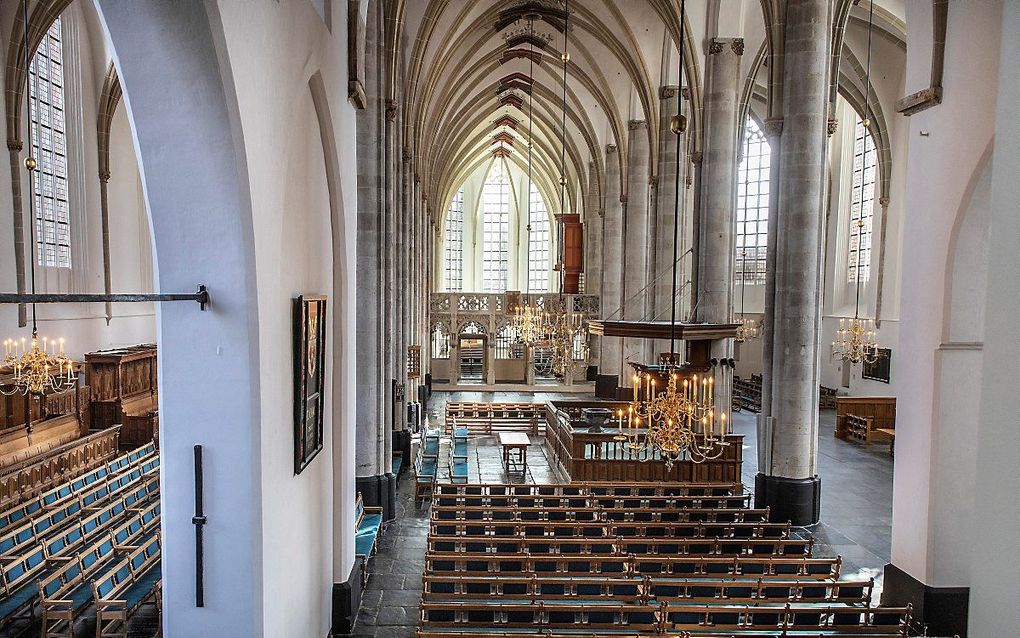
left=659, top=85, right=679, bottom=99
left=402, top=147, right=413, bottom=162
left=99, top=171, right=111, bottom=183
left=763, top=117, right=784, bottom=138
left=878, top=196, right=890, bottom=207
left=627, top=119, right=647, bottom=130
left=385, top=100, right=398, bottom=121
left=827, top=118, right=839, bottom=137
left=709, top=38, right=744, bottom=56
left=7, top=139, right=23, bottom=152
left=648, top=175, right=658, bottom=187
left=606, top=144, right=618, bottom=154
left=598, top=209, right=605, bottom=218
left=689, top=151, right=703, bottom=165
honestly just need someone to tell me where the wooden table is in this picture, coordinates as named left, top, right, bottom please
left=875, top=428, right=896, bottom=457
left=497, top=432, right=531, bottom=474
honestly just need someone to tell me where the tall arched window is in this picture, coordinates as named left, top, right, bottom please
left=482, top=163, right=510, bottom=292
left=735, top=117, right=770, bottom=284
left=848, top=115, right=877, bottom=283
left=444, top=188, right=464, bottom=291
left=30, top=16, right=71, bottom=269
left=527, top=184, right=550, bottom=292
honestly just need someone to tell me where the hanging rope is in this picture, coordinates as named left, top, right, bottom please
left=853, top=0, right=875, bottom=320
left=523, top=16, right=536, bottom=297
left=22, top=0, right=39, bottom=334
left=556, top=0, right=570, bottom=301
left=667, top=0, right=687, bottom=364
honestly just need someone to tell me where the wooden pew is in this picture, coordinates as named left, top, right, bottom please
left=445, top=402, right=545, bottom=435
left=91, top=535, right=162, bottom=638
left=423, top=552, right=843, bottom=580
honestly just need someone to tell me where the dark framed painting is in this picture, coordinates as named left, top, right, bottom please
left=294, top=295, right=327, bottom=474
left=862, top=348, right=892, bottom=383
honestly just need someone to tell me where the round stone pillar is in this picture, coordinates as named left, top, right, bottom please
left=755, top=0, right=831, bottom=525
left=697, top=38, right=743, bottom=420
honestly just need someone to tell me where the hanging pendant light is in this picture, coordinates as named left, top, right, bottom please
left=734, top=249, right=762, bottom=343
left=618, top=0, right=727, bottom=468
left=509, top=14, right=552, bottom=348
left=534, top=0, right=589, bottom=380
left=3, top=1, right=76, bottom=397
left=832, top=0, right=884, bottom=367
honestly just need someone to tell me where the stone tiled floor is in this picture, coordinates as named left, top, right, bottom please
left=350, top=389, right=895, bottom=637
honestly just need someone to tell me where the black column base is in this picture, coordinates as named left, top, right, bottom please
left=383, top=472, right=397, bottom=520
left=329, top=557, right=362, bottom=635
left=882, top=563, right=969, bottom=637
left=754, top=473, right=821, bottom=525
left=355, top=474, right=390, bottom=517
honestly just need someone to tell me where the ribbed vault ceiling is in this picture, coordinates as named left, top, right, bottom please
left=398, top=0, right=907, bottom=224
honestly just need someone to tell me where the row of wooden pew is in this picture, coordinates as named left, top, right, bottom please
left=0, top=442, right=162, bottom=636
left=415, top=430, right=441, bottom=499
left=418, top=482, right=911, bottom=637
left=449, top=427, right=469, bottom=484
left=445, top=402, right=545, bottom=435
left=0, top=426, right=122, bottom=511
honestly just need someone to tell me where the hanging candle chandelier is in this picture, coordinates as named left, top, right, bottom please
left=614, top=0, right=726, bottom=468
left=2, top=1, right=76, bottom=397
left=508, top=14, right=551, bottom=347
left=533, top=0, right=590, bottom=380
left=734, top=249, right=762, bottom=343
left=831, top=1, right=884, bottom=368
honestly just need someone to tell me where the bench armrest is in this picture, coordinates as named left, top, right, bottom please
left=363, top=505, right=383, bottom=515
left=96, top=599, right=128, bottom=608
left=43, top=598, right=75, bottom=606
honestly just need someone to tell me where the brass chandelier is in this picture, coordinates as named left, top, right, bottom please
left=2, top=1, right=76, bottom=397
left=734, top=249, right=762, bottom=343
left=831, top=0, right=883, bottom=368
left=614, top=0, right=726, bottom=467
left=533, top=0, right=589, bottom=380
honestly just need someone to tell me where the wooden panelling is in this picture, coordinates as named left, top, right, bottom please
left=835, top=396, right=896, bottom=443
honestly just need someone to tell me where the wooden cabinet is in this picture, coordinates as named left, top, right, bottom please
left=835, top=396, right=895, bottom=443
left=85, top=345, right=158, bottom=449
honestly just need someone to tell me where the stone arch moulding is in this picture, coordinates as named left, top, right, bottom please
left=307, top=69, right=358, bottom=609
left=5, top=0, right=75, bottom=326
left=92, top=1, right=264, bottom=636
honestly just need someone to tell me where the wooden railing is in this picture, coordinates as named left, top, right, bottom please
left=544, top=401, right=743, bottom=483
left=0, top=425, right=121, bottom=509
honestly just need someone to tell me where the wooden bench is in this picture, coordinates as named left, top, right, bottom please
left=38, top=507, right=160, bottom=638
left=91, top=535, right=162, bottom=638
left=421, top=574, right=875, bottom=606
left=391, top=450, right=403, bottom=476
left=426, top=535, right=813, bottom=557
left=423, top=552, right=843, bottom=579
left=418, top=601, right=911, bottom=635
left=414, top=431, right=440, bottom=500
left=445, top=402, right=545, bottom=435
left=428, top=519, right=792, bottom=540
left=354, top=492, right=383, bottom=585
left=431, top=505, right=770, bottom=524
left=433, top=481, right=743, bottom=498
left=0, top=426, right=121, bottom=511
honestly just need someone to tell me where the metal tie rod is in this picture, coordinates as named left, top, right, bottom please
left=0, top=284, right=210, bottom=310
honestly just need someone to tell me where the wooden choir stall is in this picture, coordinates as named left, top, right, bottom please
left=86, top=344, right=159, bottom=450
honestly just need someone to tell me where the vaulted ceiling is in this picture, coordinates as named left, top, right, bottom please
left=396, top=0, right=907, bottom=225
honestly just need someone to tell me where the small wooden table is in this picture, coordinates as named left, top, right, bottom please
left=497, top=432, right=531, bottom=474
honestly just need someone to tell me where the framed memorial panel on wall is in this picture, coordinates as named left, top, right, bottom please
left=294, top=295, right=327, bottom=474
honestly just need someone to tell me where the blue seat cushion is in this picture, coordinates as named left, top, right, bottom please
left=392, top=456, right=402, bottom=474
left=420, top=459, right=437, bottom=476
left=452, top=458, right=468, bottom=477
left=123, top=564, right=161, bottom=607
left=0, top=582, right=38, bottom=619
left=453, top=427, right=468, bottom=439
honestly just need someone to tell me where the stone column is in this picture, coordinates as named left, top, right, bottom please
left=584, top=161, right=602, bottom=369
left=755, top=0, right=830, bottom=525
left=584, top=161, right=603, bottom=297
left=622, top=121, right=651, bottom=372
left=654, top=86, right=681, bottom=357
left=354, top=0, right=388, bottom=513
left=599, top=145, right=624, bottom=387
left=697, top=38, right=743, bottom=419
left=380, top=100, right=397, bottom=519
